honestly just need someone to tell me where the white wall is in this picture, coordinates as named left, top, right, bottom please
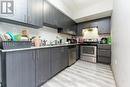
left=111, top=0, right=130, bottom=87
left=0, top=22, right=71, bottom=44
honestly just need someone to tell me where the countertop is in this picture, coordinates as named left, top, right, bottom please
left=0, top=44, right=78, bottom=52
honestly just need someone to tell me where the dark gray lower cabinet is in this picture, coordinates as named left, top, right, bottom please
left=1, top=46, right=69, bottom=87
left=60, top=47, right=69, bottom=69
left=36, top=48, right=51, bottom=87
left=51, top=47, right=61, bottom=76
left=6, top=50, right=36, bottom=87
left=51, top=47, right=68, bottom=76
left=97, top=44, right=111, bottom=64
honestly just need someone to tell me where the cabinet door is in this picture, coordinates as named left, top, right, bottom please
left=61, top=47, right=69, bottom=68
left=6, top=50, right=35, bottom=87
left=54, top=8, right=62, bottom=28
left=0, top=0, right=27, bottom=23
left=43, top=0, right=50, bottom=25
left=51, top=47, right=61, bottom=76
left=28, top=0, right=43, bottom=27
left=36, top=48, right=51, bottom=87
left=43, top=0, right=57, bottom=27
left=98, top=56, right=111, bottom=64
left=97, top=18, right=111, bottom=34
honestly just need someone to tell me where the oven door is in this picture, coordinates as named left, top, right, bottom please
left=80, top=46, right=97, bottom=57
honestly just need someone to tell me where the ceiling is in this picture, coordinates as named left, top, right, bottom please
left=48, top=0, right=113, bottom=23
left=61, top=0, right=103, bottom=12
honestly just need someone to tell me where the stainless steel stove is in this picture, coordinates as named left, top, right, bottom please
left=80, top=41, right=98, bottom=63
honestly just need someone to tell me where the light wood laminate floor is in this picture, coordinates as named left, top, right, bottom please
left=41, top=60, right=116, bottom=87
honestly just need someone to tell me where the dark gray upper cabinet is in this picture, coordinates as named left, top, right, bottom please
left=59, top=20, right=77, bottom=35
left=36, top=48, right=51, bottom=87
left=28, top=0, right=43, bottom=27
left=6, top=50, right=36, bottom=87
left=0, top=0, right=77, bottom=30
left=43, top=0, right=77, bottom=35
left=43, top=0, right=67, bottom=28
left=77, top=17, right=111, bottom=36
left=0, top=0, right=43, bottom=28
left=43, top=0, right=57, bottom=28
left=43, top=0, right=50, bottom=25
left=0, top=0, right=28, bottom=23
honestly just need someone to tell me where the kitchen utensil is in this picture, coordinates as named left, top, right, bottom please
left=6, top=32, right=16, bottom=41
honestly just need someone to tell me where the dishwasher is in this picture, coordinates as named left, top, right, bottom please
left=68, top=45, right=77, bottom=66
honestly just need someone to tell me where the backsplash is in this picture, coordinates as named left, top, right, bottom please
left=0, top=22, right=71, bottom=44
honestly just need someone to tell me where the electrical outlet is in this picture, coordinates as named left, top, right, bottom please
left=115, top=60, right=117, bottom=65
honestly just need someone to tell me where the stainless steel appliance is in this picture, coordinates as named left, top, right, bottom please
left=80, top=45, right=97, bottom=63
left=68, top=45, right=76, bottom=66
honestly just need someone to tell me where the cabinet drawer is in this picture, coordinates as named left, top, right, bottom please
left=98, top=44, right=111, bottom=50
left=98, top=50, right=111, bottom=57
left=98, top=56, right=111, bottom=64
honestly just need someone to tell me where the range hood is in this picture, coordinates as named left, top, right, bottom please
left=82, top=27, right=99, bottom=39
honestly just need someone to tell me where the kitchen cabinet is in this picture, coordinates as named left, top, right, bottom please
left=43, top=0, right=77, bottom=35
left=43, top=0, right=54, bottom=27
left=0, top=45, right=70, bottom=87
left=0, top=0, right=43, bottom=28
left=36, top=48, right=51, bottom=87
left=5, top=50, right=36, bottom=87
left=51, top=47, right=62, bottom=76
left=28, top=0, right=43, bottom=27
left=58, top=21, right=77, bottom=35
left=44, top=0, right=61, bottom=28
left=77, top=17, right=111, bottom=36
left=50, top=47, right=69, bottom=76
left=97, top=44, right=111, bottom=64
left=60, top=47, right=69, bottom=69
left=0, top=0, right=28, bottom=23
